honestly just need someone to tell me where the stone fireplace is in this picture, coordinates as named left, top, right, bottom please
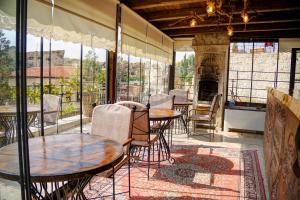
left=192, top=32, right=230, bottom=127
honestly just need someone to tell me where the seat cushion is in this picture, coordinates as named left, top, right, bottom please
left=189, top=114, right=210, bottom=121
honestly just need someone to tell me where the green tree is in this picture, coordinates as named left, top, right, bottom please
left=175, top=53, right=195, bottom=88
left=0, top=30, right=14, bottom=105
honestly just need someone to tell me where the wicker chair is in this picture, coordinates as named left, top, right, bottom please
left=91, top=104, right=134, bottom=197
left=188, top=94, right=222, bottom=139
left=149, top=94, right=175, bottom=109
left=115, top=101, right=160, bottom=180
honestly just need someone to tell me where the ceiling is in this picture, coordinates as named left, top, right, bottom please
left=120, top=0, right=300, bottom=39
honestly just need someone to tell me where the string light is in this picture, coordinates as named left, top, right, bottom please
left=241, top=10, right=249, bottom=23
left=190, top=18, right=197, bottom=27
left=227, top=24, right=234, bottom=36
left=206, top=0, right=215, bottom=16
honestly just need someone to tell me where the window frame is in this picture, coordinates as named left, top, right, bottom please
left=226, top=39, right=283, bottom=107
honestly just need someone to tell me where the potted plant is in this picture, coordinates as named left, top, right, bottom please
left=232, top=43, right=238, bottom=53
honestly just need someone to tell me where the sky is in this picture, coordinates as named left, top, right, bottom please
left=176, top=51, right=195, bottom=62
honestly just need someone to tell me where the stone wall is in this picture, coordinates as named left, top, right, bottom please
left=229, top=52, right=291, bottom=102
left=192, top=32, right=229, bottom=127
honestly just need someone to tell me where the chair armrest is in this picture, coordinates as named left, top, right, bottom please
left=123, top=138, right=134, bottom=147
left=188, top=109, right=197, bottom=115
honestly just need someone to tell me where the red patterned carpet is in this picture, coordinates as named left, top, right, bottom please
left=84, top=145, right=266, bottom=200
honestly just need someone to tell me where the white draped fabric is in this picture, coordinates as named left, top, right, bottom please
left=0, top=0, right=117, bottom=51
left=121, top=4, right=173, bottom=64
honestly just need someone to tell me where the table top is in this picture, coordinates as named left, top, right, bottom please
left=0, top=105, right=41, bottom=115
left=0, top=134, right=124, bottom=182
left=174, top=101, right=193, bottom=106
left=149, top=108, right=182, bottom=121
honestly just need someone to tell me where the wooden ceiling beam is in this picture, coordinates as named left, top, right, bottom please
left=155, top=11, right=300, bottom=30
left=164, top=21, right=300, bottom=36
left=145, top=3, right=300, bottom=22
left=232, top=30, right=300, bottom=38
left=123, top=0, right=206, bottom=10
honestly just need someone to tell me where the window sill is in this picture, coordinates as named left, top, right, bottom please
left=225, top=105, right=266, bottom=112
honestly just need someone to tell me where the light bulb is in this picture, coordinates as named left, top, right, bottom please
left=241, top=10, right=249, bottom=23
left=227, top=25, right=234, bottom=36
left=206, top=1, right=215, bottom=16
left=190, top=18, right=197, bottom=27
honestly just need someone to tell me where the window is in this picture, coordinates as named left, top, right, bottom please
left=227, top=40, right=291, bottom=105
left=175, top=51, right=195, bottom=100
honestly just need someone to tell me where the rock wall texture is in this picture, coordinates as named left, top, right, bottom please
left=228, top=52, right=291, bottom=103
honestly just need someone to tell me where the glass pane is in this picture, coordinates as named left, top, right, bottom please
left=150, top=60, right=158, bottom=95
left=252, top=42, right=278, bottom=103
left=293, top=50, right=300, bottom=100
left=157, top=62, right=164, bottom=94
left=175, top=51, right=195, bottom=99
left=50, top=39, right=81, bottom=134
left=277, top=52, right=291, bottom=93
left=128, top=56, right=141, bottom=102
left=163, top=64, right=170, bottom=93
left=141, top=58, right=150, bottom=103
left=116, top=54, right=129, bottom=101
left=0, top=0, right=22, bottom=198
left=228, top=42, right=253, bottom=103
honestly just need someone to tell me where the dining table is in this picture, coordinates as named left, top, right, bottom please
left=0, top=105, right=40, bottom=145
left=0, top=133, right=124, bottom=199
left=149, top=108, right=182, bottom=162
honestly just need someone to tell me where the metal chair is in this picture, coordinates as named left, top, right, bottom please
left=188, top=94, right=222, bottom=139
left=169, top=89, right=188, bottom=103
left=169, top=89, right=190, bottom=134
left=35, top=94, right=61, bottom=134
left=115, top=101, right=161, bottom=180
left=91, top=104, right=134, bottom=198
left=149, top=93, right=175, bottom=109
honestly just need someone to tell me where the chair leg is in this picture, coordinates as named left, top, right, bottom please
left=158, top=141, right=161, bottom=168
left=128, top=158, right=131, bottom=198
left=147, top=146, right=150, bottom=180
left=112, top=166, right=115, bottom=200
left=209, top=120, right=212, bottom=141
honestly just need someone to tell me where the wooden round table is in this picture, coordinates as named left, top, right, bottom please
left=0, top=134, right=124, bottom=199
left=0, top=105, right=40, bottom=145
left=149, top=109, right=181, bottom=162
left=173, top=101, right=193, bottom=134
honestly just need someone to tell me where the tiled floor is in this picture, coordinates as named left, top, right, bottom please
left=0, top=126, right=269, bottom=200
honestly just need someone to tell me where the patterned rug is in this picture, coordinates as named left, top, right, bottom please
left=84, top=145, right=266, bottom=200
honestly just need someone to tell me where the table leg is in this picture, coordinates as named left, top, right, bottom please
left=0, top=113, right=37, bottom=146
left=31, top=175, right=92, bottom=200
left=157, top=119, right=175, bottom=163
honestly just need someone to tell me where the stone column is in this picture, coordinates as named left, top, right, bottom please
left=192, top=32, right=230, bottom=129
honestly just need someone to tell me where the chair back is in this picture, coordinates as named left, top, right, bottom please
left=149, top=94, right=175, bottom=109
left=43, top=94, right=61, bottom=124
left=209, top=94, right=222, bottom=119
left=169, top=89, right=188, bottom=103
left=91, top=104, right=133, bottom=153
left=115, top=101, right=150, bottom=143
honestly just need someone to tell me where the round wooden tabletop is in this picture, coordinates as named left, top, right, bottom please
left=0, top=134, right=124, bottom=182
left=0, top=105, right=40, bottom=115
left=174, top=101, right=193, bottom=106
left=149, top=108, right=182, bottom=121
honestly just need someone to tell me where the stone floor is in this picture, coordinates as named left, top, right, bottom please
left=0, top=126, right=269, bottom=200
